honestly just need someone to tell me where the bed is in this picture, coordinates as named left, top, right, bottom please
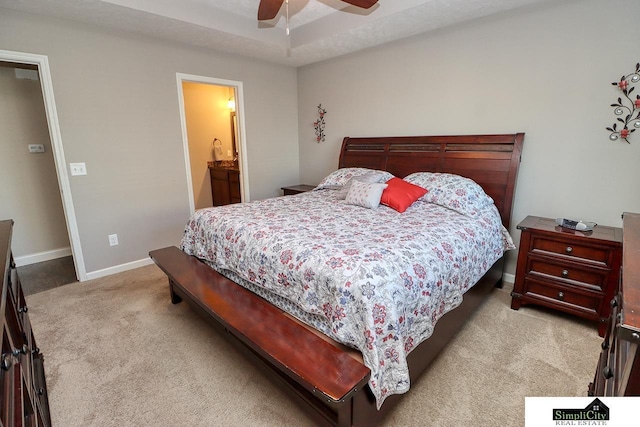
left=150, top=133, right=524, bottom=426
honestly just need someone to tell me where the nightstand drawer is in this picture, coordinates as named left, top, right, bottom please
left=523, top=277, right=601, bottom=317
left=527, top=257, right=608, bottom=292
left=511, top=215, right=622, bottom=337
left=531, top=236, right=612, bottom=267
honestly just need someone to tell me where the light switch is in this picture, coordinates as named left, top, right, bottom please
left=28, top=144, right=45, bottom=153
left=70, top=162, right=87, bottom=176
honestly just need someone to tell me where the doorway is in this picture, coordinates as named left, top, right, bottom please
left=0, top=49, right=86, bottom=282
left=176, top=74, right=249, bottom=214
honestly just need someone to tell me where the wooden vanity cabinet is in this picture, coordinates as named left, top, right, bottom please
left=208, top=162, right=241, bottom=206
left=1, top=219, right=52, bottom=427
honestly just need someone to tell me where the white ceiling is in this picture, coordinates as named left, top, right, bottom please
left=0, top=0, right=551, bottom=67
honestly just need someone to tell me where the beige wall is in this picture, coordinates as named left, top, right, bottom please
left=4, top=1, right=638, bottom=278
left=0, top=65, right=70, bottom=258
left=182, top=82, right=234, bottom=209
left=0, top=8, right=300, bottom=274
left=297, top=0, right=640, bottom=277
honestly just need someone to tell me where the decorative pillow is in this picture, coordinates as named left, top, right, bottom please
left=314, top=168, right=394, bottom=190
left=336, top=171, right=393, bottom=199
left=380, top=177, right=428, bottom=213
left=404, top=172, right=494, bottom=216
left=345, top=180, right=388, bottom=209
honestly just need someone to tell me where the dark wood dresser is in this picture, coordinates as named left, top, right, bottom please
left=1, top=220, right=52, bottom=426
left=511, top=215, right=622, bottom=336
left=208, top=161, right=241, bottom=206
left=589, top=212, right=640, bottom=396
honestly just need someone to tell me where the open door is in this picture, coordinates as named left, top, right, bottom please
left=0, top=49, right=86, bottom=281
left=176, top=73, right=249, bottom=214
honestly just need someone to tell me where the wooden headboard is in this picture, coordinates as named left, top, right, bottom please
left=338, top=133, right=525, bottom=229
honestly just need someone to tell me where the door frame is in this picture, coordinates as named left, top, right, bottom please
left=176, top=73, right=250, bottom=215
left=0, top=49, right=87, bottom=281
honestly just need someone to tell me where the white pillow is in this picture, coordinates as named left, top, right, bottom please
left=345, top=180, right=388, bottom=209
left=336, top=171, right=392, bottom=200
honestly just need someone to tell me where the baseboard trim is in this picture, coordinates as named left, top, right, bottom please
left=85, top=257, right=154, bottom=281
left=502, top=272, right=515, bottom=285
left=14, top=247, right=72, bottom=267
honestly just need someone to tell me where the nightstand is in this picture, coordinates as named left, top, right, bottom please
left=281, top=185, right=315, bottom=196
left=510, top=215, right=622, bottom=337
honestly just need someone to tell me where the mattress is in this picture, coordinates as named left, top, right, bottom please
left=181, top=186, right=514, bottom=407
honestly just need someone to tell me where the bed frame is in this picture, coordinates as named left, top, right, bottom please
left=150, top=133, right=524, bottom=426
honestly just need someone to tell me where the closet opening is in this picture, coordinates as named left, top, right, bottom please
left=0, top=50, right=86, bottom=286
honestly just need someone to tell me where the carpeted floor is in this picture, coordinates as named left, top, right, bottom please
left=18, top=255, right=77, bottom=295
left=26, top=265, right=601, bottom=426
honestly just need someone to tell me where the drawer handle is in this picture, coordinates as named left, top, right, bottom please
left=1, top=354, right=12, bottom=371
left=12, top=344, right=28, bottom=357
left=601, top=339, right=609, bottom=350
left=565, top=246, right=573, bottom=254
left=561, top=269, right=569, bottom=277
left=603, top=366, right=614, bottom=379
left=558, top=292, right=565, bottom=301
left=18, top=305, right=28, bottom=313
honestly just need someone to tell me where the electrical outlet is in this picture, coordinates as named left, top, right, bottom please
left=108, top=234, right=118, bottom=246
left=70, top=162, right=87, bottom=176
left=28, top=144, right=45, bottom=153
left=227, top=149, right=232, bottom=157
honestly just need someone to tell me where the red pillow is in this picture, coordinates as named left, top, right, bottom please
left=380, top=177, right=428, bottom=213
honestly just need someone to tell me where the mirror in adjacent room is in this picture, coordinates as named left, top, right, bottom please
left=230, top=111, right=238, bottom=162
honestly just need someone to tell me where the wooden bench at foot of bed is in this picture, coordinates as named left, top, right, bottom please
left=149, top=246, right=371, bottom=427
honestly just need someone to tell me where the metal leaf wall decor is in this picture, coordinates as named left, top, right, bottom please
left=607, top=62, right=640, bottom=143
left=313, top=104, right=326, bottom=143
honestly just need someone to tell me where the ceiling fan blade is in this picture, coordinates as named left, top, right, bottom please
left=258, top=0, right=285, bottom=20
left=342, top=0, right=379, bottom=9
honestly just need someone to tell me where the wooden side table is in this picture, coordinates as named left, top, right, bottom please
left=511, top=215, right=622, bottom=336
left=281, top=185, right=315, bottom=196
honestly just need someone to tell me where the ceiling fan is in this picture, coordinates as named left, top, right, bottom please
left=258, top=0, right=379, bottom=21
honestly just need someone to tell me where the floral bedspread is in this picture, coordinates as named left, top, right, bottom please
left=180, top=190, right=514, bottom=408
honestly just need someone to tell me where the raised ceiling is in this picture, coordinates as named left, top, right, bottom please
left=0, top=0, right=551, bottom=67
